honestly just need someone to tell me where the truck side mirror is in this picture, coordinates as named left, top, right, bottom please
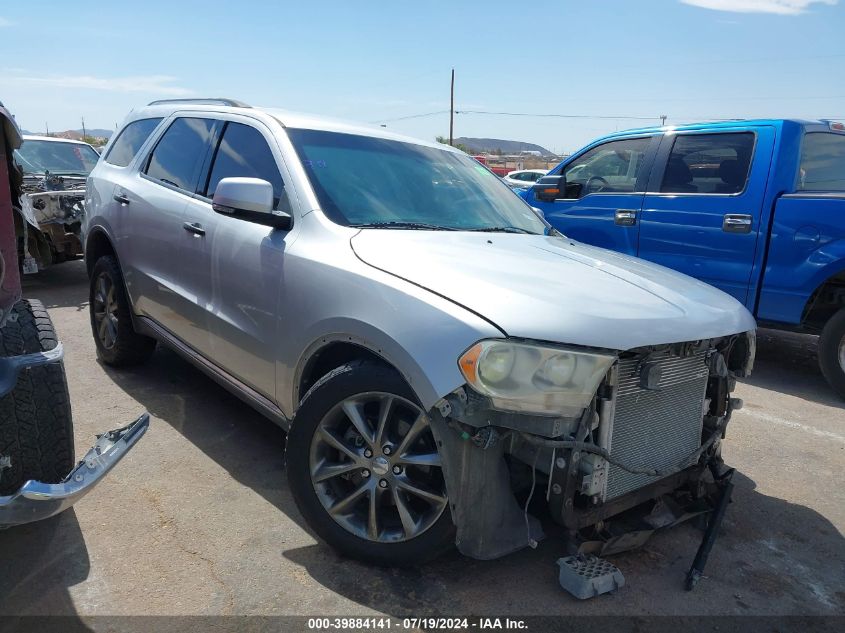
left=532, top=175, right=567, bottom=202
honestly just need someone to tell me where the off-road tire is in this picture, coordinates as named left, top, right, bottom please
left=0, top=299, right=75, bottom=495
left=818, top=308, right=845, bottom=398
left=89, top=255, right=155, bottom=366
left=286, top=361, right=455, bottom=566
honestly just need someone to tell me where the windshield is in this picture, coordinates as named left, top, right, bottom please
left=14, top=140, right=100, bottom=176
left=287, top=129, right=549, bottom=234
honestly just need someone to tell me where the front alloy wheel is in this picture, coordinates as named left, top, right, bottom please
left=286, top=362, right=454, bottom=566
left=310, top=392, right=447, bottom=543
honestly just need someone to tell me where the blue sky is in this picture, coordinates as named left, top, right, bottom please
left=1, top=0, right=843, bottom=153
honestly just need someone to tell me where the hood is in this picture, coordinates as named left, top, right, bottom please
left=350, top=231, right=755, bottom=351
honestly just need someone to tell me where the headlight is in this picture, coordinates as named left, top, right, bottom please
left=458, top=340, right=615, bottom=416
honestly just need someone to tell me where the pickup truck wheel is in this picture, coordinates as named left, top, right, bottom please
left=89, top=256, right=155, bottom=367
left=818, top=309, right=845, bottom=398
left=286, top=361, right=454, bottom=566
left=0, top=299, right=74, bottom=495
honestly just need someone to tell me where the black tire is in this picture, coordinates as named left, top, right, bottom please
left=89, top=255, right=155, bottom=366
left=818, top=308, right=845, bottom=398
left=0, top=299, right=75, bottom=495
left=286, top=361, right=454, bottom=566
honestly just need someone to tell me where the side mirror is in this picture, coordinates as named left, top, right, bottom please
left=532, top=175, right=566, bottom=202
left=212, top=177, right=292, bottom=230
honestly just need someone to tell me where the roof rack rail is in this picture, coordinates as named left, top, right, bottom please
left=146, top=98, right=251, bottom=108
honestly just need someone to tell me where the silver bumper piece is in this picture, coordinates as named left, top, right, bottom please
left=0, top=413, right=149, bottom=527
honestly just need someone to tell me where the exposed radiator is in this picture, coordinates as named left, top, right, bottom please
left=604, top=350, right=709, bottom=500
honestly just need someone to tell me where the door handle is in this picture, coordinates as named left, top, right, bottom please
left=615, top=209, right=638, bottom=226
left=113, top=193, right=130, bottom=205
left=183, top=221, right=206, bottom=236
left=722, top=214, right=752, bottom=234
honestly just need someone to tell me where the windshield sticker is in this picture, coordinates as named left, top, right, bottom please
left=474, top=164, right=493, bottom=176
left=303, top=159, right=327, bottom=168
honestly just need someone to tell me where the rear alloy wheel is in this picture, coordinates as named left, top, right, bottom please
left=89, top=256, right=156, bottom=367
left=286, top=362, right=454, bottom=566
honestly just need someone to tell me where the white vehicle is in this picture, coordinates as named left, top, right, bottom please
left=502, top=169, right=548, bottom=189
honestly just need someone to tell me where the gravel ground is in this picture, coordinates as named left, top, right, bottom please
left=1, top=260, right=843, bottom=619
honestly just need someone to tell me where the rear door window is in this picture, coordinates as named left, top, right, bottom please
left=144, top=117, right=216, bottom=192
left=104, top=118, right=163, bottom=167
left=660, top=132, right=754, bottom=195
left=204, top=122, right=289, bottom=211
left=798, top=132, right=845, bottom=192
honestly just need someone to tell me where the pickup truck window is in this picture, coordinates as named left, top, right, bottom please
left=798, top=132, right=845, bottom=192
left=561, top=138, right=649, bottom=198
left=660, top=132, right=754, bottom=195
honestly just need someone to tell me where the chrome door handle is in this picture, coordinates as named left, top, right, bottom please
left=723, top=214, right=752, bottom=234
left=183, top=221, right=206, bottom=236
left=113, top=193, right=130, bottom=205
left=615, top=209, right=638, bottom=226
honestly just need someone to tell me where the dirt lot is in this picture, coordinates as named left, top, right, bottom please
left=1, top=260, right=843, bottom=619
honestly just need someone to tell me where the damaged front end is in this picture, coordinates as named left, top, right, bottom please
left=12, top=135, right=99, bottom=272
left=16, top=172, right=86, bottom=272
left=430, top=332, right=755, bottom=576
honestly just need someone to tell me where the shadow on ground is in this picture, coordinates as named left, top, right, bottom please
left=743, top=328, right=844, bottom=409
left=0, top=510, right=94, bottom=630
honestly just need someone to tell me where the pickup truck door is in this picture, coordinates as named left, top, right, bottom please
left=526, top=136, right=659, bottom=255
left=637, top=126, right=775, bottom=305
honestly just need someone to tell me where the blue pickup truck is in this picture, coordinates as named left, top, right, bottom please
left=521, top=119, right=845, bottom=395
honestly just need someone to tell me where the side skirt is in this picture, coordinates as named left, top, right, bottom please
left=135, top=316, right=291, bottom=431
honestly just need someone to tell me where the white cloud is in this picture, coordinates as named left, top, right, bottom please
left=681, top=0, right=837, bottom=14
left=0, top=71, right=193, bottom=96
left=0, top=17, right=14, bottom=27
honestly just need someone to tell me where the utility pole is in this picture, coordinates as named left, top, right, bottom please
left=449, top=68, right=455, bottom=146
left=660, top=114, right=667, bottom=126
left=45, top=122, right=49, bottom=136
left=82, top=116, right=86, bottom=139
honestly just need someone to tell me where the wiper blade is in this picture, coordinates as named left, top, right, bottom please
left=465, top=226, right=537, bottom=234
left=351, top=221, right=457, bottom=231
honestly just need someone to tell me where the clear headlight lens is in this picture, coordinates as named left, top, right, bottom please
left=459, top=340, right=616, bottom=416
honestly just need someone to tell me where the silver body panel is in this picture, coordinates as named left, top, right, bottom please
left=84, top=102, right=755, bottom=426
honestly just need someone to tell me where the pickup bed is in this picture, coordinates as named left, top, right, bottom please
left=522, top=119, right=845, bottom=395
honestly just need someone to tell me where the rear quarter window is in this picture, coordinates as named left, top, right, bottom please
left=104, top=118, right=163, bottom=167
left=799, top=132, right=845, bottom=192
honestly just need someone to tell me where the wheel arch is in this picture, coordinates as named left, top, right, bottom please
left=802, top=267, right=845, bottom=332
left=84, top=226, right=119, bottom=278
left=290, top=327, right=465, bottom=418
left=294, top=335, right=415, bottom=409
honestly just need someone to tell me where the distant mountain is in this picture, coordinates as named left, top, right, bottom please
left=21, top=128, right=113, bottom=140
left=454, top=137, right=556, bottom=157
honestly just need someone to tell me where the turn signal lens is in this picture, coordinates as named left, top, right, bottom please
left=458, top=343, right=482, bottom=385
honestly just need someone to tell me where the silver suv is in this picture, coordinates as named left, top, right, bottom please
left=84, top=98, right=755, bottom=567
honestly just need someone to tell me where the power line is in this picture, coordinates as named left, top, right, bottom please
left=456, top=110, right=663, bottom=121
left=370, top=110, right=449, bottom=124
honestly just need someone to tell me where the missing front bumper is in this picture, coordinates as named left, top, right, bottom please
left=0, top=413, right=149, bottom=527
